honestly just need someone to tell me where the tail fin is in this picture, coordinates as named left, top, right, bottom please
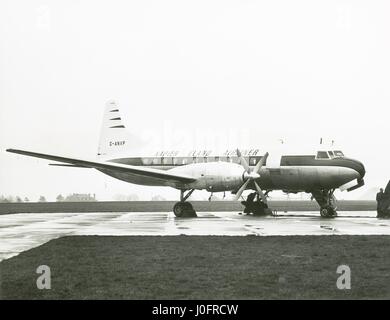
left=97, top=100, right=130, bottom=157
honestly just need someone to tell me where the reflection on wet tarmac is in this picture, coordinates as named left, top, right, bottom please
left=0, top=211, right=389, bottom=261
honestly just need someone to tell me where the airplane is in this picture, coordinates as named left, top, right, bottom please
left=6, top=101, right=366, bottom=218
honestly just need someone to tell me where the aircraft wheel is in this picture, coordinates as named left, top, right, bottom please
left=173, top=202, right=185, bottom=217
left=173, top=202, right=197, bottom=217
left=320, top=206, right=337, bottom=218
left=183, top=202, right=192, bottom=210
left=184, top=202, right=197, bottom=217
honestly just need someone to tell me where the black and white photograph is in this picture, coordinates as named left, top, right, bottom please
left=0, top=0, right=389, bottom=309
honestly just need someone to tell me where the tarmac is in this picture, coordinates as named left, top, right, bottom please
left=1, top=210, right=389, bottom=261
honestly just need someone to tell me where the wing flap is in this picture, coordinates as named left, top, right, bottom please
left=6, top=149, right=196, bottom=184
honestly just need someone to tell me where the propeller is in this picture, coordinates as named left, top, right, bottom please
left=234, top=149, right=269, bottom=202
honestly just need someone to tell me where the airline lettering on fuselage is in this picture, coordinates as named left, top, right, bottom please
left=155, top=151, right=180, bottom=157
left=223, top=149, right=259, bottom=156
left=153, top=149, right=260, bottom=157
left=109, top=141, right=126, bottom=147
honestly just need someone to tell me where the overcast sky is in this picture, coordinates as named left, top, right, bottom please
left=1, top=0, right=389, bottom=201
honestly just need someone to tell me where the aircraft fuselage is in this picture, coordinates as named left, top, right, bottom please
left=101, top=152, right=365, bottom=193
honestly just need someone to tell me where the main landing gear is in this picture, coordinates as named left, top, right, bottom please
left=173, top=189, right=197, bottom=217
left=241, top=192, right=272, bottom=216
left=311, top=189, right=338, bottom=218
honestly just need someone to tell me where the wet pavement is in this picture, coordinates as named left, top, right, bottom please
left=0, top=211, right=389, bottom=261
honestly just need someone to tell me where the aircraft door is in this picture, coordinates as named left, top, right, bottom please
left=266, top=151, right=282, bottom=168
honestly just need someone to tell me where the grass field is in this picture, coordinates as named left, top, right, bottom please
left=1, top=235, right=389, bottom=299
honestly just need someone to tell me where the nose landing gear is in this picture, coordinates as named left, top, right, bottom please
left=312, top=190, right=338, bottom=218
left=320, top=206, right=337, bottom=218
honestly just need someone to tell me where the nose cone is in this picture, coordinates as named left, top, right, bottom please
left=348, top=158, right=366, bottom=179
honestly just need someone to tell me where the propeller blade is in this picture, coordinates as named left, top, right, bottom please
left=234, top=179, right=251, bottom=201
left=236, top=148, right=250, bottom=172
left=254, top=152, right=269, bottom=174
left=254, top=181, right=268, bottom=203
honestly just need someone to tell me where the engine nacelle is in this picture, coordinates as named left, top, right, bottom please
left=171, top=162, right=245, bottom=192
left=203, top=162, right=244, bottom=192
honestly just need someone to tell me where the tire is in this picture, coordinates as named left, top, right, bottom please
left=320, top=207, right=337, bottom=218
left=183, top=202, right=197, bottom=217
left=320, top=208, right=329, bottom=217
left=183, top=202, right=192, bottom=210
left=173, top=202, right=197, bottom=217
left=173, top=202, right=184, bottom=217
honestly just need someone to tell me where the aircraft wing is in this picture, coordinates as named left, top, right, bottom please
left=49, top=163, right=89, bottom=168
left=6, top=149, right=197, bottom=184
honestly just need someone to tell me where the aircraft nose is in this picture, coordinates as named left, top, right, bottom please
left=341, top=157, right=365, bottom=180
left=352, top=159, right=366, bottom=179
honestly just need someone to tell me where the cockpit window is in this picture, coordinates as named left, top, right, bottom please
left=316, top=151, right=329, bottom=159
left=328, top=151, right=334, bottom=158
left=333, top=150, right=344, bottom=157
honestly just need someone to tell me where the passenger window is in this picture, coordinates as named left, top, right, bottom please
left=316, top=151, right=329, bottom=159
left=231, top=157, right=238, bottom=164
left=215, top=156, right=220, bottom=162
left=142, top=157, right=153, bottom=165
left=328, top=151, right=334, bottom=158
left=185, top=157, right=193, bottom=164
left=163, top=157, right=172, bottom=165
left=152, top=157, right=161, bottom=165
left=173, top=157, right=181, bottom=166
left=249, top=156, right=260, bottom=166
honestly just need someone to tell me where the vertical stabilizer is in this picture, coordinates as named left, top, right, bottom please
left=97, top=100, right=130, bottom=157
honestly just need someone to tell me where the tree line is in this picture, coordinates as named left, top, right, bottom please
left=0, top=193, right=96, bottom=203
